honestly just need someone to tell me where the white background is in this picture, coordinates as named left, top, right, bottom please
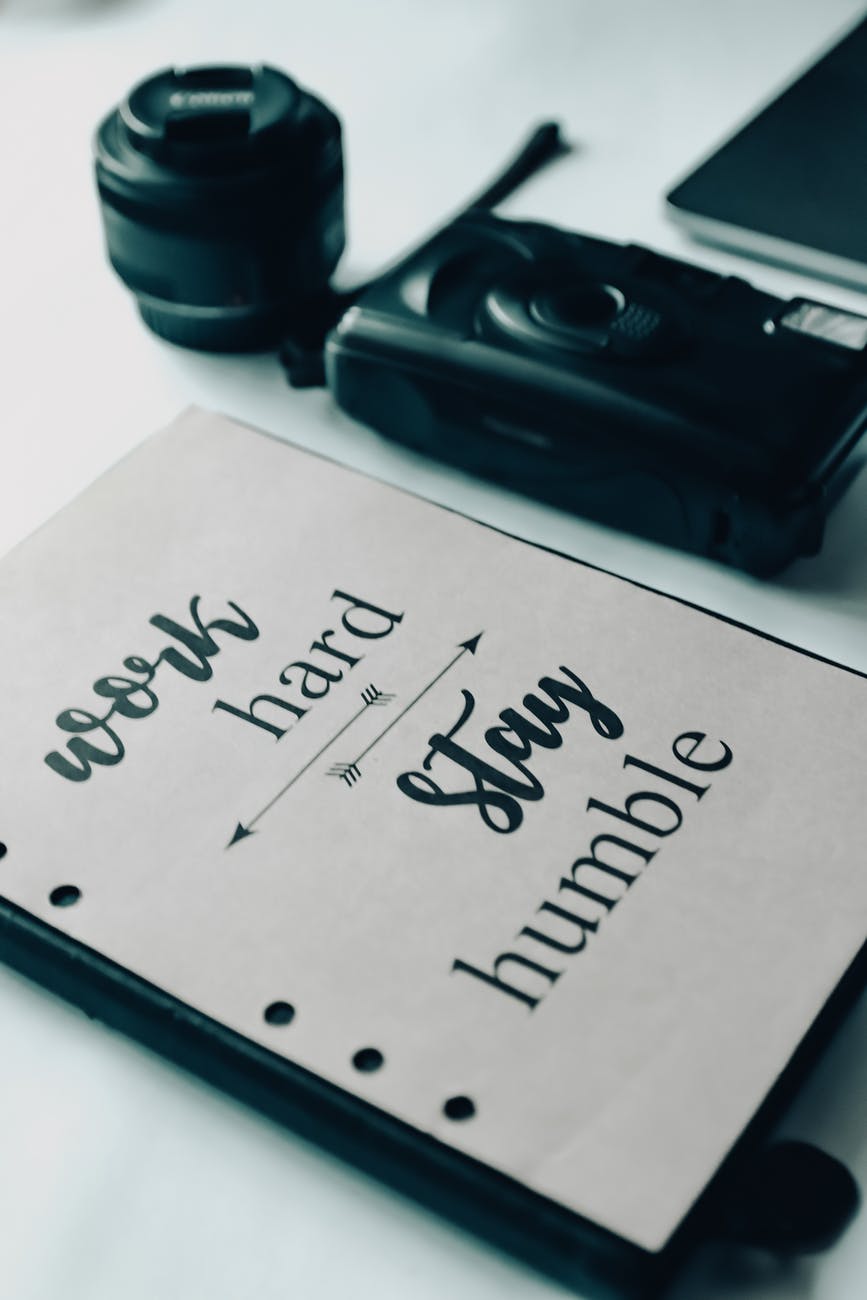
left=1, top=1, right=866, bottom=1297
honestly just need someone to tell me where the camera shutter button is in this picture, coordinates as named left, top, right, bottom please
left=531, top=282, right=676, bottom=359
left=531, top=282, right=624, bottom=349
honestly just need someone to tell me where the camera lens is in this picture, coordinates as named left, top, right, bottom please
left=94, top=65, right=345, bottom=351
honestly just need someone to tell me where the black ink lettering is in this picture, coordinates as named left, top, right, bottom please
left=332, top=591, right=404, bottom=640
left=673, top=731, right=733, bottom=771
left=398, top=665, right=623, bottom=835
left=448, top=726, right=734, bottom=1011
left=483, top=668, right=623, bottom=794
left=279, top=659, right=344, bottom=698
left=395, top=769, right=525, bottom=834
left=486, top=699, right=570, bottom=765
left=558, top=875, right=620, bottom=913
left=309, top=631, right=362, bottom=668
left=398, top=690, right=541, bottom=833
left=560, top=833, right=654, bottom=917
left=521, top=901, right=599, bottom=954
left=150, top=596, right=259, bottom=682
left=123, top=655, right=158, bottom=684
left=623, top=753, right=708, bottom=799
left=213, top=693, right=307, bottom=740
left=452, top=952, right=562, bottom=1011
left=44, top=596, right=260, bottom=784
left=566, top=830, right=655, bottom=887
left=587, top=791, right=683, bottom=837
left=536, top=668, right=624, bottom=741
left=92, top=675, right=159, bottom=720
left=44, top=709, right=125, bottom=782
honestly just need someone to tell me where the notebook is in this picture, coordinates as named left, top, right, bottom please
left=0, top=408, right=864, bottom=1295
left=667, top=16, right=867, bottom=289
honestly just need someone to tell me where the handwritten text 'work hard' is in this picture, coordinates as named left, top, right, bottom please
left=43, top=591, right=403, bottom=782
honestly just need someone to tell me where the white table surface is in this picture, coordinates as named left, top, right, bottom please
left=1, top=2, right=866, bottom=1297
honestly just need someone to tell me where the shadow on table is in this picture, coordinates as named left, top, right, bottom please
left=1, top=0, right=147, bottom=15
left=668, top=1245, right=821, bottom=1300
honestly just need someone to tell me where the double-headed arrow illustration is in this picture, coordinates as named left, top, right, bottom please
left=228, top=683, right=394, bottom=847
left=328, top=632, right=483, bottom=787
left=227, top=633, right=482, bottom=847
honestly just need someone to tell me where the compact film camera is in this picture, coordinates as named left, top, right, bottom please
left=94, top=65, right=867, bottom=576
left=327, top=212, right=867, bottom=575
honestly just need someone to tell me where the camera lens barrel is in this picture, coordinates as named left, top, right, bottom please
left=94, top=65, right=345, bottom=350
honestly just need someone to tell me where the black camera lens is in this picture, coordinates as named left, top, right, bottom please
left=94, top=65, right=345, bottom=351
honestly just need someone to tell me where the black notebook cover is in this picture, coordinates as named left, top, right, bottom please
left=667, top=16, right=867, bottom=287
left=0, top=409, right=865, bottom=1296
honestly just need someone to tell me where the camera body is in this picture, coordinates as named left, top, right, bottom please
left=94, top=67, right=867, bottom=574
left=326, top=211, right=867, bottom=574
